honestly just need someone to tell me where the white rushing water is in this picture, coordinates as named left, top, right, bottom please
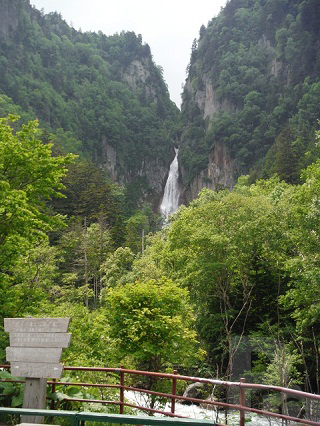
left=160, top=148, right=180, bottom=219
left=125, top=391, right=282, bottom=425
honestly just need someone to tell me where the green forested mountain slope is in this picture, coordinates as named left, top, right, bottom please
left=0, top=0, right=178, bottom=206
left=3, top=0, right=320, bottom=403
left=0, top=1, right=182, bottom=370
left=2, top=0, right=320, bottom=205
left=180, top=0, right=320, bottom=195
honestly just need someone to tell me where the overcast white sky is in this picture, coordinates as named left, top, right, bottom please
left=30, top=0, right=228, bottom=107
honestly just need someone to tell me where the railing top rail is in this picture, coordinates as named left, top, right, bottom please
left=0, top=407, right=75, bottom=417
left=60, top=392, right=320, bottom=426
left=77, top=411, right=219, bottom=425
left=0, top=407, right=218, bottom=426
left=65, top=366, right=320, bottom=401
left=240, top=381, right=320, bottom=401
left=1, top=363, right=320, bottom=401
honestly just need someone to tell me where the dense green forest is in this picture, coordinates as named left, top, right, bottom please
left=1, top=0, right=320, bottom=415
left=180, top=0, right=320, bottom=189
left=2, top=115, right=320, bottom=398
left=0, top=0, right=179, bottom=207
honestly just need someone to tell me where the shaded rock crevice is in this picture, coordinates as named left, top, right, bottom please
left=181, top=142, right=237, bottom=204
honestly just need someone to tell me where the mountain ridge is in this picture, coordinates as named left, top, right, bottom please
left=1, top=0, right=320, bottom=209
left=179, top=0, right=320, bottom=202
left=0, top=0, right=178, bottom=209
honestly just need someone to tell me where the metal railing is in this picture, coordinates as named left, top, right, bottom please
left=0, top=407, right=219, bottom=426
left=1, top=364, right=320, bottom=425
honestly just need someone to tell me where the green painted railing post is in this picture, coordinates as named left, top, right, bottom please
left=72, top=412, right=80, bottom=426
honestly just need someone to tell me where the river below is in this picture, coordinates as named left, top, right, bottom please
left=124, top=391, right=285, bottom=425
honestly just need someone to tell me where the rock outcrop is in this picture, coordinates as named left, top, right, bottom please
left=181, top=142, right=237, bottom=203
left=180, top=73, right=238, bottom=203
left=0, top=0, right=178, bottom=211
left=181, top=382, right=213, bottom=404
left=123, top=59, right=157, bottom=99
left=185, top=75, right=237, bottom=121
left=101, top=136, right=117, bottom=181
left=101, top=133, right=174, bottom=204
left=0, top=0, right=27, bottom=40
left=139, top=157, right=173, bottom=197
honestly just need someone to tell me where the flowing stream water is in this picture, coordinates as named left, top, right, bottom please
left=124, top=390, right=282, bottom=425
left=160, top=148, right=180, bottom=219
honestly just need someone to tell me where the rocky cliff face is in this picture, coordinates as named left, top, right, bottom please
left=0, top=0, right=24, bottom=40
left=185, top=75, right=237, bottom=121
left=139, top=155, right=174, bottom=201
left=101, top=136, right=117, bottom=181
left=179, top=74, right=239, bottom=204
left=178, top=0, right=318, bottom=204
left=123, top=59, right=157, bottom=99
left=101, top=131, right=172, bottom=199
left=259, top=34, right=289, bottom=82
left=181, top=142, right=237, bottom=203
left=0, top=0, right=178, bottom=211
left=179, top=32, right=288, bottom=204
left=101, top=56, right=175, bottom=203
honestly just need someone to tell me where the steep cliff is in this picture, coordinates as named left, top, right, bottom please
left=180, top=142, right=237, bottom=202
left=0, top=0, right=29, bottom=40
left=179, top=0, right=320, bottom=202
left=0, top=0, right=178, bottom=208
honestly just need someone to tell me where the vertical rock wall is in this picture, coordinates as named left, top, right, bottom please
left=180, top=75, right=238, bottom=204
left=181, top=142, right=237, bottom=203
left=0, top=0, right=30, bottom=40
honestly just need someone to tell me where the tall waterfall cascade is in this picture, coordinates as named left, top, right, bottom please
left=160, top=148, right=180, bottom=219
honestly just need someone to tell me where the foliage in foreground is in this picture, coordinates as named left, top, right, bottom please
left=103, top=277, right=203, bottom=372
left=0, top=115, right=75, bottom=322
left=2, top=118, right=320, bottom=406
left=123, top=144, right=320, bottom=392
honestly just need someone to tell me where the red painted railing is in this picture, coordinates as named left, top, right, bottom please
left=1, top=364, right=320, bottom=425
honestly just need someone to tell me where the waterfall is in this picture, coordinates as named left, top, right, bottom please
left=160, top=148, right=180, bottom=219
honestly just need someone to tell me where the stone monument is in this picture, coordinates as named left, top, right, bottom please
left=5, top=318, right=71, bottom=423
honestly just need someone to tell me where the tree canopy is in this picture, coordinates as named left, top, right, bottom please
left=180, top=0, right=320, bottom=188
left=0, top=115, right=74, bottom=283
